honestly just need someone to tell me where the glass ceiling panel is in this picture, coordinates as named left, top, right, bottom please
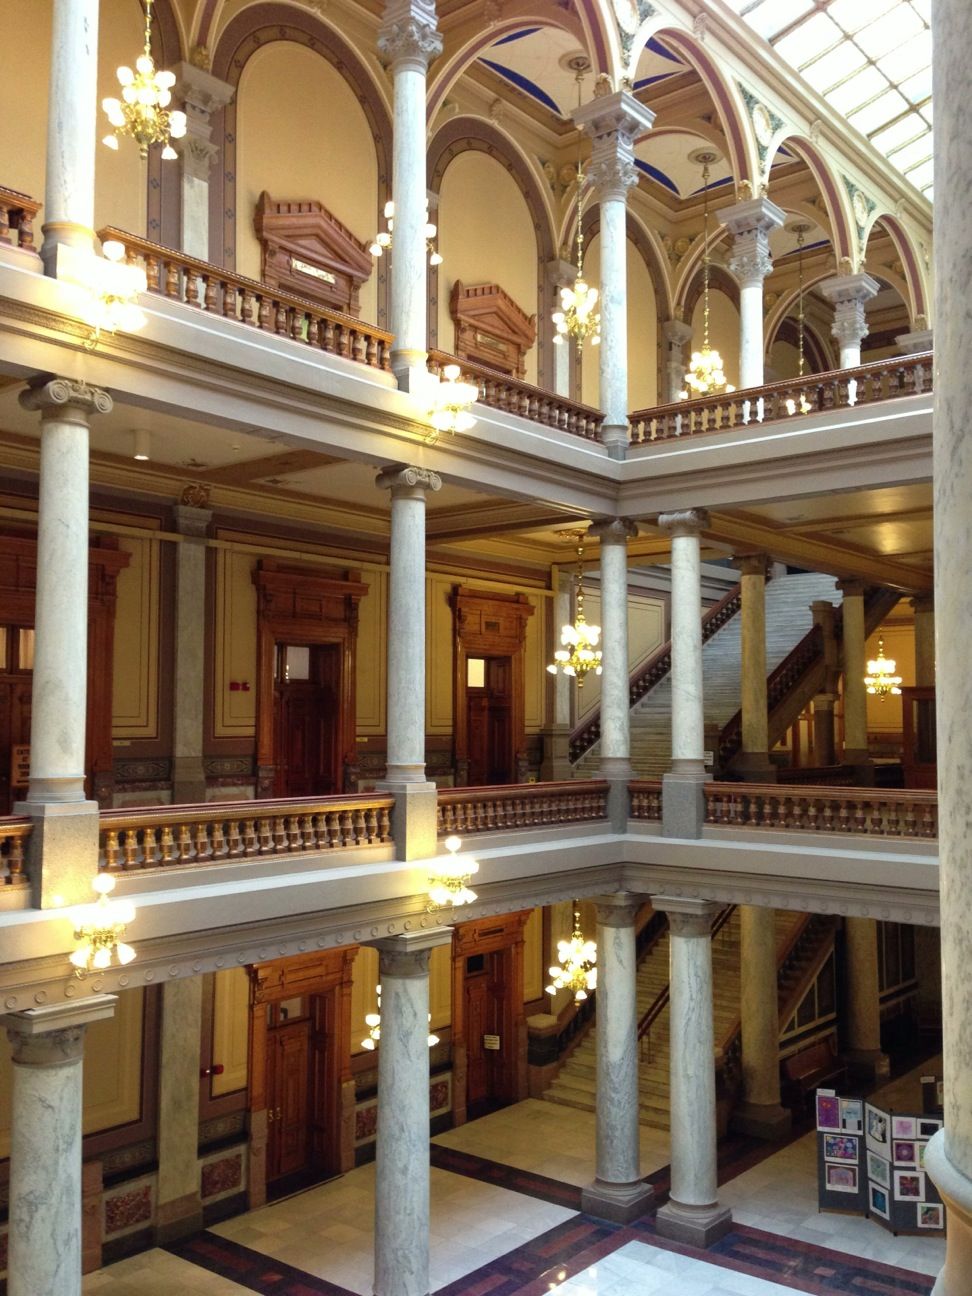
left=732, top=0, right=933, bottom=199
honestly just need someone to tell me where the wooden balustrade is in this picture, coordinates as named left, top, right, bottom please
left=0, top=818, right=31, bottom=885
left=629, top=781, right=662, bottom=820
left=629, top=352, right=933, bottom=447
left=704, top=783, right=938, bottom=839
left=437, top=780, right=608, bottom=835
left=428, top=350, right=605, bottom=443
left=96, top=226, right=393, bottom=372
left=0, top=186, right=40, bottom=252
left=98, top=794, right=394, bottom=871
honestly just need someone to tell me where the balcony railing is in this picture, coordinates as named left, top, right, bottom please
left=704, top=782, right=938, bottom=839
left=97, top=227, right=393, bottom=372
left=629, top=352, right=933, bottom=446
left=0, top=817, right=31, bottom=885
left=428, top=350, right=605, bottom=443
left=0, top=186, right=40, bottom=252
left=629, top=781, right=663, bottom=820
left=437, top=780, right=609, bottom=835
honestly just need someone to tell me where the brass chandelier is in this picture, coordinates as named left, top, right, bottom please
left=545, top=904, right=597, bottom=1002
left=546, top=529, right=602, bottom=687
left=102, top=0, right=186, bottom=160
left=369, top=199, right=443, bottom=266
left=864, top=637, right=903, bottom=699
left=680, top=152, right=734, bottom=399
left=785, top=223, right=812, bottom=416
left=552, top=74, right=601, bottom=351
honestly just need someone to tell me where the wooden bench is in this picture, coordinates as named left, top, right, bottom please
left=782, top=1036, right=847, bottom=1106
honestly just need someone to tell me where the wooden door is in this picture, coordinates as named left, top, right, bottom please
left=267, top=1019, right=313, bottom=1183
left=272, top=644, right=340, bottom=797
left=463, top=952, right=508, bottom=1117
left=466, top=657, right=513, bottom=786
left=0, top=628, right=33, bottom=815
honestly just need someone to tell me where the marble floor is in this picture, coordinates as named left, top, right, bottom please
left=83, top=1075, right=944, bottom=1296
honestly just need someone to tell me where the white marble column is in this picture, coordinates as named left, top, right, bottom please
left=658, top=510, right=709, bottom=836
left=573, top=92, right=656, bottom=458
left=718, top=197, right=785, bottom=389
left=156, top=978, right=204, bottom=1243
left=653, top=898, right=732, bottom=1247
left=376, top=465, right=441, bottom=858
left=836, top=579, right=871, bottom=772
left=174, top=63, right=234, bottom=262
left=378, top=0, right=442, bottom=395
left=172, top=500, right=212, bottom=804
left=581, top=895, right=653, bottom=1221
left=2, top=996, right=117, bottom=1296
left=820, top=273, right=881, bottom=368
left=734, top=906, right=790, bottom=1139
left=662, top=318, right=693, bottom=402
left=843, top=917, right=889, bottom=1079
left=734, top=554, right=773, bottom=781
left=540, top=567, right=573, bottom=781
left=589, top=518, right=638, bottom=826
left=41, top=0, right=99, bottom=274
left=372, top=928, right=452, bottom=1296
left=547, top=259, right=576, bottom=398
left=17, top=378, right=112, bottom=908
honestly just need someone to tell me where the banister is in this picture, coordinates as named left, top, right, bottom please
left=0, top=185, right=40, bottom=251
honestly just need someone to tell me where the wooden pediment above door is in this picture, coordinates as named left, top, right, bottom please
left=450, top=281, right=537, bottom=378
left=255, top=191, right=373, bottom=317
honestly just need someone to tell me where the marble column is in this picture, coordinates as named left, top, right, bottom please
left=547, top=259, right=576, bottom=398
left=41, top=0, right=99, bottom=274
left=662, top=318, right=693, bottom=402
left=734, top=554, right=774, bottom=781
left=589, top=518, right=638, bottom=827
left=174, top=63, right=234, bottom=262
left=573, top=92, right=656, bottom=459
left=653, top=898, right=732, bottom=1247
left=378, top=0, right=442, bottom=395
left=733, top=906, right=790, bottom=1139
left=718, top=197, right=785, bottom=389
left=376, top=465, right=441, bottom=859
left=836, top=579, right=871, bottom=774
left=2, top=996, right=117, bottom=1296
left=540, top=567, right=573, bottom=781
left=658, top=510, right=709, bottom=837
left=819, top=273, right=881, bottom=369
left=896, top=326, right=934, bottom=356
left=17, top=378, right=112, bottom=908
left=371, top=928, right=452, bottom=1296
left=843, top=916, right=889, bottom=1079
left=810, top=598, right=839, bottom=765
left=171, top=501, right=212, bottom=804
left=582, top=895, right=653, bottom=1222
left=156, top=978, right=204, bottom=1243
left=812, top=693, right=837, bottom=765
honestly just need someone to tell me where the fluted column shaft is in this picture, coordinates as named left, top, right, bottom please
left=820, top=273, right=880, bottom=369
left=718, top=198, right=785, bottom=389
left=2, top=997, right=116, bottom=1296
left=379, top=2, right=442, bottom=394
left=837, top=580, right=869, bottom=765
left=42, top=0, right=99, bottom=273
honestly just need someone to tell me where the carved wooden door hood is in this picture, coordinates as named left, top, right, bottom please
left=255, top=191, right=373, bottom=316
left=450, top=280, right=537, bottom=378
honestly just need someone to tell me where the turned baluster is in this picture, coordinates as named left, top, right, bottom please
left=300, top=814, right=316, bottom=849
left=836, top=801, right=851, bottom=833
left=285, top=815, right=300, bottom=850
left=378, top=805, right=392, bottom=841
left=274, top=302, right=288, bottom=335
left=349, top=808, right=364, bottom=844
left=194, top=822, right=212, bottom=860
left=164, top=260, right=180, bottom=298
left=7, top=836, right=25, bottom=884
left=222, top=283, right=237, bottom=320
left=323, top=318, right=335, bottom=353
left=123, top=829, right=139, bottom=869
left=158, top=824, right=176, bottom=863
left=242, top=819, right=258, bottom=856
left=186, top=268, right=203, bottom=308
left=337, top=325, right=350, bottom=358
left=226, top=820, right=242, bottom=857
left=323, top=811, right=338, bottom=848
left=804, top=799, right=819, bottom=831
left=308, top=317, right=320, bottom=347
left=144, top=254, right=160, bottom=292
left=240, top=289, right=255, bottom=326
left=204, top=275, right=218, bottom=313
left=272, top=817, right=288, bottom=852
left=103, top=829, right=120, bottom=870
left=255, top=296, right=270, bottom=332
left=177, top=823, right=193, bottom=861
left=922, top=805, right=936, bottom=838
left=0, top=203, right=10, bottom=245
left=257, top=818, right=273, bottom=854
left=351, top=331, right=366, bottom=364
left=211, top=820, right=228, bottom=859
left=852, top=801, right=867, bottom=833
left=337, top=809, right=351, bottom=845
left=290, top=311, right=304, bottom=342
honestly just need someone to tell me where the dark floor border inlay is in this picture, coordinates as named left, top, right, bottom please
left=165, top=1231, right=357, bottom=1296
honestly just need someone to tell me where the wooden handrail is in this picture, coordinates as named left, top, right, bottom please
left=96, top=226, right=393, bottom=371
left=0, top=816, right=31, bottom=886
left=629, top=351, right=933, bottom=446
left=437, top=780, right=609, bottom=835
left=629, top=780, right=663, bottom=820
left=428, top=349, right=605, bottom=443
left=704, top=782, right=937, bottom=838
left=0, top=186, right=40, bottom=251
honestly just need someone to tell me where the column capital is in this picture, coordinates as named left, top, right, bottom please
left=836, top=578, right=865, bottom=597
left=2, top=995, right=117, bottom=1064
left=175, top=61, right=234, bottom=118
left=371, top=927, right=453, bottom=977
left=651, top=896, right=721, bottom=935
left=376, top=463, right=442, bottom=498
left=896, top=327, right=933, bottom=355
left=733, top=552, right=770, bottom=578
left=719, top=197, right=785, bottom=289
left=573, top=92, right=655, bottom=203
left=589, top=517, right=638, bottom=546
left=546, top=257, right=577, bottom=290
left=662, top=318, right=693, bottom=347
left=594, top=892, right=642, bottom=927
left=172, top=502, right=212, bottom=538
left=378, top=0, right=442, bottom=71
left=657, top=508, right=709, bottom=538
left=819, top=271, right=881, bottom=310
left=19, top=377, right=112, bottom=422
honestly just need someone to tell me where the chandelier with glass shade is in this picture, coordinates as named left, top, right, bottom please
left=864, top=637, right=903, bottom=699
left=680, top=152, right=734, bottom=400
left=552, top=71, right=601, bottom=351
left=102, top=0, right=186, bottom=160
left=545, top=904, right=597, bottom=1003
left=546, top=529, right=602, bottom=687
left=361, top=985, right=440, bottom=1051
left=785, top=223, right=812, bottom=416
left=369, top=199, right=442, bottom=266
left=70, top=873, right=137, bottom=974
left=428, top=363, right=479, bottom=441
left=427, top=835, right=479, bottom=910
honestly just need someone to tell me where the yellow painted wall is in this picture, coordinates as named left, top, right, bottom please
left=351, top=942, right=453, bottom=1053
left=691, top=288, right=741, bottom=390
left=769, top=337, right=801, bottom=380
left=96, top=0, right=150, bottom=237
left=112, top=535, right=161, bottom=738
left=212, top=967, right=251, bottom=1096
left=576, top=590, right=665, bottom=725
left=437, top=151, right=539, bottom=384
left=523, top=907, right=543, bottom=1002
left=236, top=41, right=379, bottom=323
left=356, top=568, right=387, bottom=736
left=0, top=987, right=144, bottom=1159
left=580, top=236, right=658, bottom=410
left=866, top=622, right=915, bottom=735
left=0, top=0, right=51, bottom=205
left=214, top=547, right=258, bottom=738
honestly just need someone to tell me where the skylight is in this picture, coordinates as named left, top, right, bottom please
left=726, top=0, right=933, bottom=199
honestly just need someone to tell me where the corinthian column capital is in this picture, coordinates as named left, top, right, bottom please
left=573, top=91, right=655, bottom=204
left=378, top=0, right=442, bottom=70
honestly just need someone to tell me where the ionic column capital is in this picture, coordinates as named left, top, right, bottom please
left=378, top=1, right=442, bottom=71
left=19, top=377, right=112, bottom=423
left=588, top=517, right=638, bottom=546
left=651, top=896, right=721, bottom=936
left=657, top=508, right=709, bottom=538
left=573, top=91, right=655, bottom=204
left=376, top=463, right=442, bottom=499
left=371, top=927, right=453, bottom=977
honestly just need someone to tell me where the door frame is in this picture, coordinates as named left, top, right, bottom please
left=245, top=948, right=356, bottom=1208
left=252, top=560, right=368, bottom=799
left=452, top=586, right=534, bottom=787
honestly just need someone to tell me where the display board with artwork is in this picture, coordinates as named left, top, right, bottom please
left=816, top=1089, right=945, bottom=1234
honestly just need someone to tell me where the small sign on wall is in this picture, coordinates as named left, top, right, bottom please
left=483, top=1034, right=501, bottom=1051
left=10, top=744, right=29, bottom=788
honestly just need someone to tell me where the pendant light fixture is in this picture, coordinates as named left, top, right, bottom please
left=680, top=151, right=734, bottom=399
left=546, top=528, right=602, bottom=687
left=545, top=902, right=597, bottom=1002
left=552, top=71, right=601, bottom=351
left=785, top=222, right=812, bottom=416
left=864, top=637, right=903, bottom=699
left=102, top=0, right=186, bottom=160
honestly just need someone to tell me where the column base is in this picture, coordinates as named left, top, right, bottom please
left=376, top=779, right=437, bottom=861
left=599, top=423, right=629, bottom=460
left=730, top=1100, right=792, bottom=1141
left=655, top=1198, right=732, bottom=1248
left=662, top=766, right=706, bottom=838
left=390, top=350, right=431, bottom=398
left=581, top=1177, right=653, bottom=1223
left=14, top=797, right=99, bottom=908
left=925, top=1131, right=972, bottom=1295
left=539, top=725, right=572, bottom=782
left=171, top=755, right=208, bottom=805
left=155, top=1193, right=204, bottom=1245
left=843, top=1047, right=890, bottom=1081
left=599, top=757, right=633, bottom=831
